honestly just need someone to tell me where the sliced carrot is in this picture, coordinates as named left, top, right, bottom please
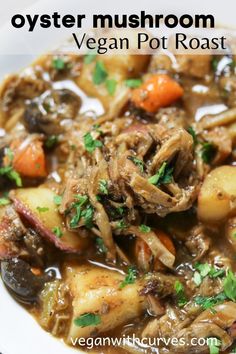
left=135, top=229, right=175, bottom=271
left=131, top=74, right=184, bottom=113
left=10, top=139, right=47, bottom=178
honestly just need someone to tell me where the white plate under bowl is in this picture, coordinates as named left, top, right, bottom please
left=0, top=0, right=235, bottom=353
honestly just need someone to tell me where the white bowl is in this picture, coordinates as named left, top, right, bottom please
left=0, top=0, right=235, bottom=353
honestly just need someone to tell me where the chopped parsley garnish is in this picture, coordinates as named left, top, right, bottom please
left=120, top=266, right=137, bottom=289
left=69, top=195, right=94, bottom=229
left=223, top=270, right=236, bottom=301
left=193, top=262, right=225, bottom=284
left=174, top=281, right=187, bottom=307
left=81, top=204, right=94, bottom=229
left=52, top=226, right=63, bottom=238
left=5, top=147, right=14, bottom=162
left=83, top=132, right=103, bottom=153
left=74, top=313, right=101, bottom=327
left=92, top=61, right=108, bottom=85
left=148, top=162, right=173, bottom=186
left=0, top=166, right=22, bottom=187
left=116, top=219, right=127, bottom=230
left=36, top=206, right=49, bottom=213
left=99, top=179, right=108, bottom=195
left=195, top=292, right=227, bottom=310
left=0, top=197, right=10, bottom=206
left=84, top=51, right=97, bottom=64
left=193, top=271, right=202, bottom=286
left=187, top=126, right=198, bottom=146
left=116, top=207, right=124, bottom=215
left=45, top=135, right=58, bottom=149
left=211, top=57, right=219, bottom=72
left=207, top=337, right=221, bottom=354
left=139, top=224, right=151, bottom=233
left=96, top=194, right=102, bottom=202
left=201, top=142, right=217, bottom=164
left=127, top=156, right=145, bottom=173
left=125, top=79, right=142, bottom=88
left=106, top=78, right=117, bottom=96
left=53, top=195, right=62, bottom=206
left=52, top=57, right=66, bottom=70
left=96, top=237, right=107, bottom=254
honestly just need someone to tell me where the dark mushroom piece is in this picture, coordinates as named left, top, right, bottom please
left=24, top=88, right=81, bottom=135
left=1, top=258, right=54, bottom=304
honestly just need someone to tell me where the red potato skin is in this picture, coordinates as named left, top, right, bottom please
left=12, top=197, right=87, bottom=253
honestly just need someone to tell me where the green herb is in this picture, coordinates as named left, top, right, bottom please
left=194, top=292, right=227, bottom=310
left=81, top=205, right=94, bottom=229
left=201, top=142, right=217, bottom=164
left=96, top=195, right=102, bottom=202
left=106, top=78, right=117, bottom=96
left=207, top=337, right=221, bottom=354
left=0, top=166, right=22, bottom=187
left=83, top=132, right=103, bottom=153
left=211, top=57, right=219, bottom=72
left=52, top=58, right=66, bottom=70
left=96, top=237, right=107, bottom=254
left=54, top=195, right=62, bottom=206
left=127, top=156, right=145, bottom=173
left=84, top=51, right=96, bottom=64
left=36, top=206, right=49, bottom=213
left=148, top=162, right=173, bottom=186
left=0, top=197, right=10, bottom=206
left=174, top=280, right=187, bottom=307
left=233, top=233, right=236, bottom=239
left=92, top=61, right=108, bottom=85
left=43, top=102, right=51, bottom=113
left=231, top=347, right=236, bottom=353
left=139, top=224, right=151, bottom=233
left=69, top=195, right=94, bottom=229
left=223, top=271, right=236, bottom=301
left=5, top=147, right=14, bottom=162
left=193, top=271, right=202, bottom=286
left=187, top=127, right=198, bottom=146
left=74, top=313, right=101, bottom=327
left=99, top=179, right=108, bottom=195
left=69, top=195, right=88, bottom=228
left=45, top=135, right=58, bottom=149
left=194, top=262, right=225, bottom=280
left=209, top=268, right=225, bottom=278
left=52, top=226, right=63, bottom=238
left=125, top=79, right=142, bottom=88
left=116, top=207, right=124, bottom=215
left=120, top=266, right=137, bottom=288
left=116, top=219, right=127, bottom=230
left=194, top=262, right=211, bottom=277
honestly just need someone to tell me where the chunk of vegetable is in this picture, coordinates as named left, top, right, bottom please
left=9, top=139, right=47, bottom=178
left=11, top=187, right=89, bottom=252
left=198, top=166, right=236, bottom=222
left=131, top=74, right=183, bottom=113
left=65, top=264, right=145, bottom=341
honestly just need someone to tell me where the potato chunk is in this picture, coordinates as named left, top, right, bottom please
left=198, top=166, right=236, bottom=222
left=65, top=264, right=145, bottom=342
left=11, top=187, right=89, bottom=252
